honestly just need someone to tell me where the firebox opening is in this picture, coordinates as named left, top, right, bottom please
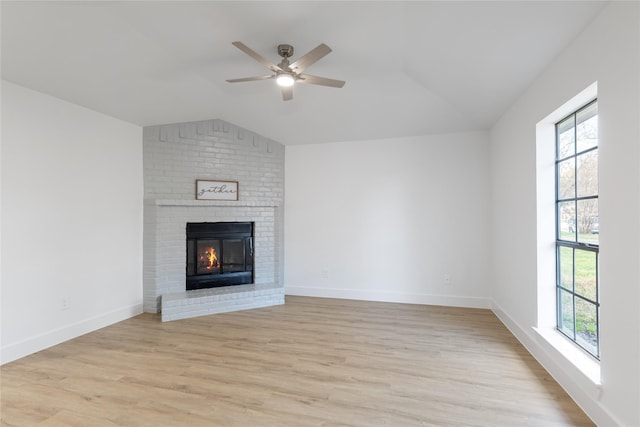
left=186, top=222, right=254, bottom=291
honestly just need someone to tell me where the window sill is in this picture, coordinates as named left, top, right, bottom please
left=532, top=326, right=601, bottom=386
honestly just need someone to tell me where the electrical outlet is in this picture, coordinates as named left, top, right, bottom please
left=61, top=296, right=70, bottom=310
left=443, top=274, right=452, bottom=285
left=321, top=267, right=329, bottom=279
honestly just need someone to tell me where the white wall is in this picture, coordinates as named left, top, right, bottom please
left=285, top=132, right=491, bottom=307
left=1, top=81, right=144, bottom=364
left=490, top=3, right=639, bottom=426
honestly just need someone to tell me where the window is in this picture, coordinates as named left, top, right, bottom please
left=555, top=100, right=599, bottom=358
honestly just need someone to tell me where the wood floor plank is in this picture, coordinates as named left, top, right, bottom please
left=1, top=296, right=594, bottom=426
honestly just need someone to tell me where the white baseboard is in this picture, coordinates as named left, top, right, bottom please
left=285, top=286, right=492, bottom=309
left=491, top=302, right=618, bottom=427
left=1, top=303, right=143, bottom=365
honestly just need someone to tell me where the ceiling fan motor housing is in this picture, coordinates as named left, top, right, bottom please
left=277, top=44, right=294, bottom=58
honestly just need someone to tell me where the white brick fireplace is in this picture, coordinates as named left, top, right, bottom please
left=143, top=119, right=285, bottom=321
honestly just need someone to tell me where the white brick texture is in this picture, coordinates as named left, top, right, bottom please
left=143, top=119, right=285, bottom=320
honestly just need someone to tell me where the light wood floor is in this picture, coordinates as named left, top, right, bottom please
left=1, top=296, right=594, bottom=426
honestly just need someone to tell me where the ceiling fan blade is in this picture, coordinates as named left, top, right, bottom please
left=289, top=43, right=332, bottom=72
left=226, top=75, right=274, bottom=83
left=231, top=41, right=283, bottom=72
left=298, top=74, right=345, bottom=88
left=281, top=86, right=293, bottom=101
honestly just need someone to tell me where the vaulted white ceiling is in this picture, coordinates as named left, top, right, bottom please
left=1, top=1, right=606, bottom=145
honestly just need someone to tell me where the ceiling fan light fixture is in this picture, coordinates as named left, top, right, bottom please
left=276, top=73, right=295, bottom=87
left=227, top=42, right=345, bottom=100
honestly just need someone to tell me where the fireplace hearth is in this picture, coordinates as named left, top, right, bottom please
left=186, top=222, right=254, bottom=291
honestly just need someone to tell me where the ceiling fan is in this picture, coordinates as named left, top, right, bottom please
left=226, top=41, right=345, bottom=101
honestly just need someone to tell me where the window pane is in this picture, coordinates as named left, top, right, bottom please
left=576, top=150, right=598, bottom=198
left=574, top=249, right=597, bottom=301
left=557, top=158, right=575, bottom=199
left=558, top=201, right=576, bottom=241
left=575, top=298, right=598, bottom=356
left=577, top=199, right=599, bottom=245
left=558, top=288, right=574, bottom=338
left=558, top=246, right=573, bottom=290
left=576, top=102, right=598, bottom=153
left=557, top=115, right=575, bottom=159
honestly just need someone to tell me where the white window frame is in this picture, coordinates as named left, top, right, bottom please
left=534, top=82, right=601, bottom=385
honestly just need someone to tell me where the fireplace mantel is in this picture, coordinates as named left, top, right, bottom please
left=149, top=199, right=280, bottom=208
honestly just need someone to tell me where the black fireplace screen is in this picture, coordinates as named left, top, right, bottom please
left=186, top=222, right=254, bottom=290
